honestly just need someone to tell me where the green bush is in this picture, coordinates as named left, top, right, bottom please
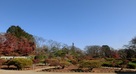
left=128, top=62, right=136, bottom=69
left=7, top=58, right=32, bottom=70
left=114, top=60, right=123, bottom=67
left=79, top=60, right=101, bottom=69
left=131, top=58, right=136, bottom=63
left=60, top=61, right=71, bottom=69
left=102, top=59, right=123, bottom=67
left=35, top=55, right=47, bottom=62
left=102, top=61, right=112, bottom=67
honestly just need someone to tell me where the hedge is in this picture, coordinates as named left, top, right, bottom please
left=7, top=58, right=32, bottom=70
left=79, top=60, right=102, bottom=69
left=60, top=61, right=71, bottom=69
left=128, top=62, right=136, bottom=69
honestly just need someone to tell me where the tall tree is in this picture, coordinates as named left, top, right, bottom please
left=118, top=49, right=127, bottom=59
left=101, top=45, right=111, bottom=58
left=123, top=36, right=136, bottom=58
left=69, top=44, right=83, bottom=58
left=6, top=25, right=34, bottom=42
left=85, top=45, right=101, bottom=58
left=128, top=37, right=136, bottom=51
left=0, top=25, right=36, bottom=56
left=34, top=36, right=47, bottom=55
left=0, top=33, right=18, bottom=55
left=0, top=33, right=35, bottom=56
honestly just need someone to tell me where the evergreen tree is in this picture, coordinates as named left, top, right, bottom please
left=6, top=25, right=34, bottom=42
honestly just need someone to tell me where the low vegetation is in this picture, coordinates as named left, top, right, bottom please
left=79, top=60, right=102, bottom=70
left=6, top=58, right=32, bottom=70
left=0, top=59, right=6, bottom=68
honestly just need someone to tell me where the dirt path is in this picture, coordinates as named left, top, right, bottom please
left=34, top=66, right=55, bottom=71
left=0, top=69, right=124, bottom=74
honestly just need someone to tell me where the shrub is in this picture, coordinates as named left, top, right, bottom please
left=60, top=61, right=71, bottom=69
left=128, top=62, right=136, bottom=69
left=44, top=59, right=59, bottom=66
left=33, top=59, right=40, bottom=64
left=7, top=58, right=32, bottom=70
left=34, top=55, right=47, bottom=62
left=102, top=61, right=112, bottom=67
left=69, top=59, right=78, bottom=65
left=114, top=60, right=123, bottom=67
left=131, top=58, right=136, bottom=63
left=102, top=59, right=123, bottom=67
left=0, top=59, right=6, bottom=68
left=79, top=60, right=101, bottom=69
left=102, top=58, right=115, bottom=67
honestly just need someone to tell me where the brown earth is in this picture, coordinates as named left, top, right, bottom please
left=0, top=69, right=118, bottom=74
left=1, top=65, right=136, bottom=73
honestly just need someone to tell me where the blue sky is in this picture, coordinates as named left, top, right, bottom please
left=0, top=0, right=136, bottom=49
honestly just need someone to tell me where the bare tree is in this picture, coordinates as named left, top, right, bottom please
left=0, top=33, right=6, bottom=43
left=85, top=45, right=101, bottom=58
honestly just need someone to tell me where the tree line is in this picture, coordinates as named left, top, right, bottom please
left=0, top=25, right=136, bottom=60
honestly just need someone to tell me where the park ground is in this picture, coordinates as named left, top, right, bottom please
left=0, top=69, right=134, bottom=74
left=0, top=70, right=115, bottom=74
